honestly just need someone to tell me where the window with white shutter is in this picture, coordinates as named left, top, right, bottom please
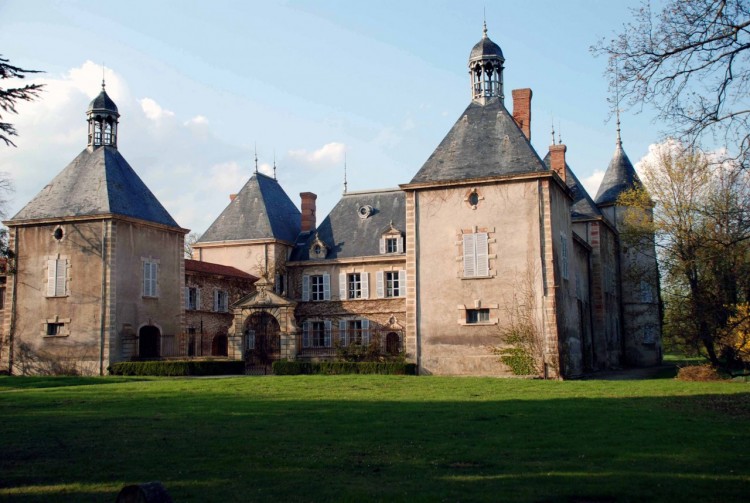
left=324, top=320, right=332, bottom=347
left=339, top=320, right=348, bottom=346
left=462, top=232, right=489, bottom=278
left=46, top=258, right=67, bottom=297
left=322, top=274, right=331, bottom=300
left=376, top=271, right=384, bottom=298
left=361, top=272, right=369, bottom=299
left=302, top=275, right=310, bottom=301
left=142, top=260, right=158, bottom=297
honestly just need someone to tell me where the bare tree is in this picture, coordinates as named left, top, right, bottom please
left=618, top=140, right=750, bottom=365
left=184, top=232, right=201, bottom=259
left=592, top=1, right=750, bottom=166
left=1, top=55, right=44, bottom=147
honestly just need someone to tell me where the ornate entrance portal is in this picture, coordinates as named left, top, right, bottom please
left=245, top=312, right=281, bottom=370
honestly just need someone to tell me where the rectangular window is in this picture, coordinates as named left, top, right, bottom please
left=347, top=273, right=362, bottom=299
left=187, top=287, right=199, bottom=310
left=466, top=309, right=490, bottom=324
left=46, top=258, right=67, bottom=297
left=143, top=260, right=158, bottom=297
left=311, top=275, right=324, bottom=301
left=640, top=281, right=653, bottom=303
left=560, top=232, right=569, bottom=280
left=463, top=232, right=489, bottom=278
left=385, top=271, right=400, bottom=297
left=386, top=237, right=399, bottom=253
left=46, top=322, right=64, bottom=336
left=348, top=320, right=364, bottom=345
left=0, top=286, right=5, bottom=309
left=303, top=320, right=332, bottom=348
left=214, top=289, right=228, bottom=312
left=275, top=274, right=285, bottom=295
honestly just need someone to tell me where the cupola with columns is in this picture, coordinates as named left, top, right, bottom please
left=469, top=22, right=505, bottom=104
left=87, top=80, right=120, bottom=149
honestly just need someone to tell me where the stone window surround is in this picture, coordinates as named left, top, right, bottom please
left=457, top=226, right=497, bottom=279
left=457, top=300, right=499, bottom=326
left=41, top=315, right=72, bottom=337
left=45, top=254, right=70, bottom=298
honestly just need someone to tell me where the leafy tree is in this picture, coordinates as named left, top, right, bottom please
left=618, top=140, right=750, bottom=365
left=1, top=55, right=44, bottom=147
left=593, top=0, right=750, bottom=166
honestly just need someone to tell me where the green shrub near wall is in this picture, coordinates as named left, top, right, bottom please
left=272, top=360, right=417, bottom=375
left=109, top=360, right=245, bottom=376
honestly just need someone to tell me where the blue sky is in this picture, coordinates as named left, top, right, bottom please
left=0, top=0, right=663, bottom=235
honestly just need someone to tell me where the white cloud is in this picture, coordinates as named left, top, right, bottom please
left=288, top=142, right=345, bottom=169
left=207, top=161, right=249, bottom=193
left=186, top=115, right=208, bottom=125
left=582, top=170, right=605, bottom=197
left=139, top=97, right=174, bottom=121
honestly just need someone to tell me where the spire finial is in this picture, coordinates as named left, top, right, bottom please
left=551, top=118, right=555, bottom=145
left=616, top=108, right=622, bottom=148
left=614, top=58, right=623, bottom=149
left=101, top=64, right=106, bottom=90
left=254, top=144, right=259, bottom=174
left=482, top=9, right=488, bottom=38
left=558, top=121, right=562, bottom=145
left=343, top=152, right=348, bottom=194
left=273, top=150, right=277, bottom=180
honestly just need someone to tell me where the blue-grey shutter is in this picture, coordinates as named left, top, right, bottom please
left=302, top=275, right=310, bottom=301
left=323, top=274, right=331, bottom=300
left=339, top=320, right=347, bottom=346
left=324, top=320, right=332, bottom=347
left=302, top=321, right=310, bottom=348
left=339, top=273, right=347, bottom=300
left=362, top=319, right=370, bottom=345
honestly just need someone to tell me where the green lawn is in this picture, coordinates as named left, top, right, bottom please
left=1, top=375, right=748, bottom=502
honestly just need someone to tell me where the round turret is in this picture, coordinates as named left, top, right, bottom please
left=86, top=81, right=120, bottom=149
left=468, top=23, right=505, bottom=103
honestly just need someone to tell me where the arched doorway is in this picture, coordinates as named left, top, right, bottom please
left=139, top=325, right=161, bottom=358
left=212, top=334, right=228, bottom=357
left=245, top=312, right=281, bottom=368
left=386, top=332, right=400, bottom=356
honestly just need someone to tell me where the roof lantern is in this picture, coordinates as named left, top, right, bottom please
left=87, top=79, right=120, bottom=149
left=469, top=21, right=505, bottom=104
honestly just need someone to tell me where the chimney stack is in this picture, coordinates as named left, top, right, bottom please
left=512, top=88, right=532, bottom=141
left=300, top=192, right=317, bottom=232
left=229, top=194, right=237, bottom=202
left=549, top=144, right=567, bottom=183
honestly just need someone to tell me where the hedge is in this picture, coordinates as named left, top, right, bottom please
left=272, top=360, right=417, bottom=375
left=109, top=360, right=246, bottom=376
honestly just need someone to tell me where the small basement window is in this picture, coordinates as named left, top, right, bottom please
left=466, top=309, right=490, bottom=324
left=46, top=322, right=65, bottom=336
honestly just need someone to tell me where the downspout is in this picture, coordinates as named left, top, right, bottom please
left=99, top=221, right=108, bottom=375
left=8, top=227, right=19, bottom=374
left=537, top=180, right=549, bottom=379
left=414, top=191, right=421, bottom=372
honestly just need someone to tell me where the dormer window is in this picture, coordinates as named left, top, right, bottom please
left=309, top=233, right=328, bottom=260
left=380, top=223, right=404, bottom=254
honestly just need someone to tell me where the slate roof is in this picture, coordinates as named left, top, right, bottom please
left=88, top=87, right=119, bottom=115
left=289, top=188, right=405, bottom=261
left=10, top=146, right=180, bottom=228
left=469, top=33, right=504, bottom=63
left=197, top=173, right=301, bottom=244
left=594, top=143, right=642, bottom=206
left=543, top=153, right=602, bottom=221
left=185, top=259, right=257, bottom=280
left=408, top=97, right=547, bottom=184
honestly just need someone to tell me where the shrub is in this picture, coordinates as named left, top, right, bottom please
left=109, top=360, right=245, bottom=376
left=272, top=360, right=417, bottom=376
left=676, top=364, right=723, bottom=382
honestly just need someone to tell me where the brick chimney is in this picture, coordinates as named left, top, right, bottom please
left=300, top=192, right=317, bottom=233
left=549, top=144, right=567, bottom=183
left=512, top=88, right=532, bottom=141
left=229, top=194, right=237, bottom=202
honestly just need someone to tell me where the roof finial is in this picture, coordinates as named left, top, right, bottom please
left=551, top=118, right=555, bottom=145
left=343, top=152, right=348, bottom=194
left=273, top=150, right=277, bottom=180
left=614, top=58, right=623, bottom=149
left=254, top=143, right=259, bottom=174
left=101, top=63, right=106, bottom=90
left=482, top=9, right=488, bottom=38
left=558, top=121, right=562, bottom=145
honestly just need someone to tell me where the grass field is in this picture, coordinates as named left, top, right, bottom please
left=1, top=375, right=749, bottom=502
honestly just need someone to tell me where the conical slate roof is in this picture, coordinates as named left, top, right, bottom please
left=11, top=146, right=179, bottom=227
left=409, top=97, right=546, bottom=184
left=594, top=143, right=641, bottom=206
left=87, top=87, right=119, bottom=115
left=543, top=153, right=602, bottom=221
left=197, top=172, right=301, bottom=243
